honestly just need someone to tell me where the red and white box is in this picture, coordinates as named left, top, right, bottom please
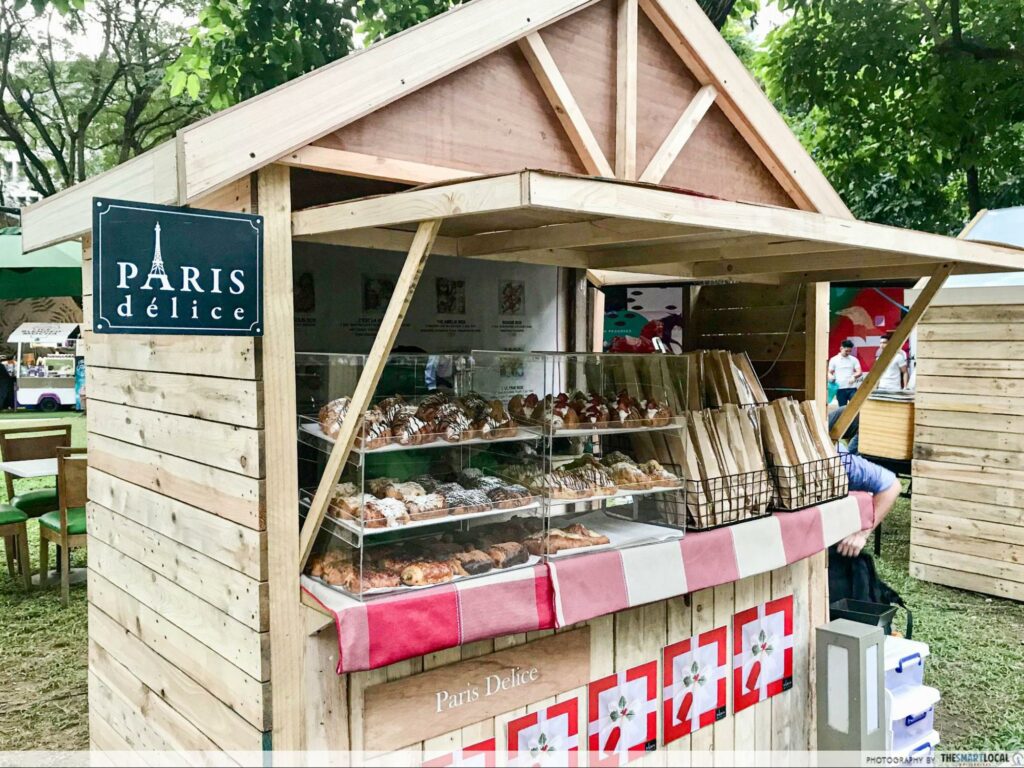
left=733, top=595, right=794, bottom=713
left=422, top=738, right=496, bottom=767
left=507, top=698, right=580, bottom=767
left=587, top=662, right=658, bottom=766
left=663, top=626, right=728, bottom=744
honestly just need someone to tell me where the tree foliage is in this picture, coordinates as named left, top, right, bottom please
left=759, top=0, right=1024, bottom=234
left=0, top=0, right=203, bottom=197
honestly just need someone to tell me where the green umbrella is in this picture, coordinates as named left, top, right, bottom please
left=0, top=227, right=82, bottom=299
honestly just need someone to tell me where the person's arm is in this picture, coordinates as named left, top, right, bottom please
left=853, top=358, right=863, bottom=381
left=828, top=359, right=836, bottom=382
left=899, top=353, right=909, bottom=389
left=837, top=456, right=900, bottom=557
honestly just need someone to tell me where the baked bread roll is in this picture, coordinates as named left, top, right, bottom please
left=318, top=397, right=351, bottom=439
left=488, top=542, right=529, bottom=568
left=392, top=481, right=426, bottom=499
left=401, top=561, right=455, bottom=586
left=609, top=461, right=652, bottom=490
left=642, top=398, right=673, bottom=427
left=447, top=489, right=490, bottom=515
left=639, top=459, right=681, bottom=488
left=359, top=416, right=393, bottom=450
left=368, top=477, right=401, bottom=499
left=415, top=390, right=452, bottom=422
left=486, top=484, right=533, bottom=509
left=453, top=549, right=493, bottom=575
left=363, top=497, right=410, bottom=528
left=393, top=412, right=433, bottom=446
left=435, top=402, right=470, bottom=443
left=405, top=492, right=447, bottom=520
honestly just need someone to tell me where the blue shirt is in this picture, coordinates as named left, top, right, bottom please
left=839, top=445, right=898, bottom=495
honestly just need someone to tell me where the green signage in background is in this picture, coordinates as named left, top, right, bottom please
left=92, top=197, right=263, bottom=336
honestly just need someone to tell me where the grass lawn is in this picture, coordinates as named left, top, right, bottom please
left=0, top=411, right=88, bottom=752
left=0, top=419, right=1020, bottom=752
left=873, top=486, right=1024, bottom=751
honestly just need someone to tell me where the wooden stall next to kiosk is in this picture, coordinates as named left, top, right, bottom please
left=21, top=0, right=1024, bottom=760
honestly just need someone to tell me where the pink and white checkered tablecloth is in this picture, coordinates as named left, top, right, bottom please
left=302, top=492, right=872, bottom=673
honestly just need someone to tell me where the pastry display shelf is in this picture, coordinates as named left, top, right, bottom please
left=540, top=417, right=686, bottom=439
left=306, top=553, right=544, bottom=600
left=544, top=483, right=683, bottom=509
left=298, top=417, right=543, bottom=460
left=299, top=489, right=543, bottom=544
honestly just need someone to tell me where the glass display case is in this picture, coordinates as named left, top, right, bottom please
left=296, top=350, right=833, bottom=598
left=298, top=351, right=552, bottom=600
left=491, top=351, right=691, bottom=553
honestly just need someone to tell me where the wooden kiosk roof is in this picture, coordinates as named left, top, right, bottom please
left=293, top=170, right=1024, bottom=284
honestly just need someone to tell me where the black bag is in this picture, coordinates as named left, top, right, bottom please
left=828, top=548, right=913, bottom=639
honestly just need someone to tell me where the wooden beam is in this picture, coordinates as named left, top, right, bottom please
left=298, top=220, right=441, bottom=568
left=291, top=173, right=523, bottom=236
left=296, top=227, right=587, bottom=267
left=295, top=227, right=460, bottom=257
left=690, top=250, right=912, bottom=279
left=638, top=0, right=851, bottom=216
left=777, top=263, right=999, bottom=285
left=22, top=143, right=177, bottom=252
left=279, top=146, right=479, bottom=185
left=829, top=262, right=954, bottom=440
left=639, top=84, right=717, bottom=184
left=457, top=218, right=708, bottom=256
left=258, top=164, right=303, bottom=750
left=586, top=237, right=857, bottom=271
left=615, top=0, right=639, bottom=180
left=805, top=283, right=828, bottom=409
left=518, top=33, right=616, bottom=178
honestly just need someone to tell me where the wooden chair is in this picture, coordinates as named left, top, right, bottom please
left=0, top=424, right=72, bottom=518
left=0, top=504, right=30, bottom=589
left=39, top=447, right=87, bottom=605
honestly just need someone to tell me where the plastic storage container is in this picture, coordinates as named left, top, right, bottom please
left=884, top=636, right=929, bottom=690
left=887, top=685, right=939, bottom=752
left=893, top=729, right=939, bottom=761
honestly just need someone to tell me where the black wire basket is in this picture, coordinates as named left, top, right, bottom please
left=652, top=469, right=773, bottom=531
left=768, top=453, right=851, bottom=511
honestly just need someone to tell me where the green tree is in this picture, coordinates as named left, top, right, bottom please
left=0, top=0, right=203, bottom=196
left=759, top=0, right=1024, bottom=234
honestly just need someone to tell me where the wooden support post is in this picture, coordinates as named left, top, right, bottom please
left=639, top=84, right=717, bottom=185
left=829, top=262, right=955, bottom=440
left=298, top=219, right=442, bottom=567
left=518, top=33, right=616, bottom=178
left=590, top=285, right=606, bottom=353
left=805, top=282, right=828, bottom=411
left=615, top=0, right=639, bottom=180
left=258, top=164, right=304, bottom=750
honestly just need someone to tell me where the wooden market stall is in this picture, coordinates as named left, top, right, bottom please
left=20, top=0, right=1024, bottom=761
left=909, top=267, right=1024, bottom=603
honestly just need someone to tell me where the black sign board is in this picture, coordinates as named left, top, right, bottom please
left=93, top=197, right=263, bottom=336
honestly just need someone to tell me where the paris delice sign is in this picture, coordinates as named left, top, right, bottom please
left=92, top=198, right=263, bottom=336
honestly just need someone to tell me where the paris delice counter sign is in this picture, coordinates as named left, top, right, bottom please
left=93, top=197, right=263, bottom=336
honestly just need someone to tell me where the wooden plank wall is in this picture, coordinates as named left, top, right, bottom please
left=690, top=284, right=808, bottom=400
left=84, top=178, right=276, bottom=761
left=911, top=302, right=1024, bottom=601
left=305, top=554, right=828, bottom=760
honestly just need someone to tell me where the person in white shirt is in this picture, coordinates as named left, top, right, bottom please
left=875, top=332, right=908, bottom=390
left=828, top=339, right=863, bottom=406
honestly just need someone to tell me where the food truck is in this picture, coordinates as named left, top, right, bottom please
left=7, top=322, right=81, bottom=411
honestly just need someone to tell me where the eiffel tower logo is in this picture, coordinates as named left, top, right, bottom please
left=141, top=221, right=173, bottom=291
